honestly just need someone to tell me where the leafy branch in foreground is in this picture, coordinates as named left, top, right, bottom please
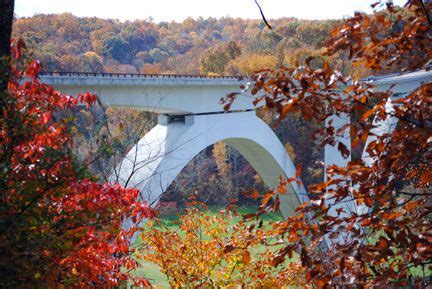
left=0, top=39, right=154, bottom=287
left=224, top=1, right=431, bottom=286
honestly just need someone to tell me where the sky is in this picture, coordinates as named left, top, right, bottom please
left=15, top=0, right=407, bottom=22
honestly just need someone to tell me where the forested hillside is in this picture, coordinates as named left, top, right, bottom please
left=12, top=14, right=348, bottom=76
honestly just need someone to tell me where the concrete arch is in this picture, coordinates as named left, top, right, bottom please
left=114, top=111, right=308, bottom=218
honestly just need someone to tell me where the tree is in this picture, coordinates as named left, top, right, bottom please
left=0, top=40, right=153, bottom=287
left=148, top=47, right=169, bottom=63
left=140, top=63, right=162, bottom=74
left=124, top=26, right=158, bottom=56
left=102, top=35, right=130, bottom=63
left=132, top=50, right=152, bottom=68
left=225, top=53, right=278, bottom=76
left=81, top=51, right=104, bottom=72
left=248, top=30, right=282, bottom=53
left=224, top=40, right=241, bottom=59
left=54, top=13, right=82, bottom=42
left=223, top=1, right=432, bottom=286
left=200, top=47, right=229, bottom=75
left=59, top=54, right=82, bottom=71
left=294, top=20, right=335, bottom=48
left=0, top=0, right=15, bottom=110
left=174, top=38, right=193, bottom=54
left=200, top=41, right=242, bottom=75
left=213, top=141, right=230, bottom=177
left=138, top=203, right=306, bottom=287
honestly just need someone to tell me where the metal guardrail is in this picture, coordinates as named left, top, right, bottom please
left=39, top=71, right=244, bottom=81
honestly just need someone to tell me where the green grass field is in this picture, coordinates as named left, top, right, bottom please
left=131, top=206, right=285, bottom=288
left=131, top=207, right=431, bottom=288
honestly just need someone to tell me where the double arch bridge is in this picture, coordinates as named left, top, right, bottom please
left=40, top=70, right=432, bottom=218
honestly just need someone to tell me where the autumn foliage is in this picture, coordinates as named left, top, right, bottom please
left=2, top=0, right=431, bottom=287
left=0, top=40, right=153, bottom=287
left=138, top=202, right=306, bottom=287
left=12, top=14, right=340, bottom=76
left=223, top=1, right=431, bottom=286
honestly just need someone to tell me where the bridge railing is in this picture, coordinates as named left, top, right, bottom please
left=39, top=71, right=244, bottom=81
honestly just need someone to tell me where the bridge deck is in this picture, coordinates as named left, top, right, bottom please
left=39, top=72, right=253, bottom=114
left=363, top=69, right=432, bottom=93
left=38, top=69, right=431, bottom=114
left=39, top=72, right=244, bottom=86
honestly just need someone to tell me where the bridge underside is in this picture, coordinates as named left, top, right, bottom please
left=112, top=111, right=308, bottom=218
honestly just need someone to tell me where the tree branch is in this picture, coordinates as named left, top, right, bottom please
left=254, top=0, right=272, bottom=29
left=0, top=0, right=15, bottom=111
left=419, top=0, right=432, bottom=26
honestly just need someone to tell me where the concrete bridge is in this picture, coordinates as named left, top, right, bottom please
left=39, top=70, right=431, bottom=218
left=39, top=72, right=255, bottom=114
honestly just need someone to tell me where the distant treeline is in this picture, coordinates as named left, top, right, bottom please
left=13, top=14, right=348, bottom=76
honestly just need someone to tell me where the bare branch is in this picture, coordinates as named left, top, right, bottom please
left=254, top=0, right=272, bottom=29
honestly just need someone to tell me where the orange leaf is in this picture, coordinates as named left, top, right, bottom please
left=361, top=106, right=379, bottom=121
left=295, top=163, right=302, bottom=179
left=279, top=98, right=298, bottom=120
left=364, top=197, right=374, bottom=207
left=375, top=237, right=389, bottom=251
left=277, top=185, right=287, bottom=194
left=262, top=192, right=273, bottom=206
left=420, top=171, right=432, bottom=184
left=242, top=250, right=251, bottom=264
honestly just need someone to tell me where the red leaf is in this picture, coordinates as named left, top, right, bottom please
left=41, top=112, right=52, bottom=125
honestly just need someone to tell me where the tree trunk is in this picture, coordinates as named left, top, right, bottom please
left=0, top=0, right=15, bottom=92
